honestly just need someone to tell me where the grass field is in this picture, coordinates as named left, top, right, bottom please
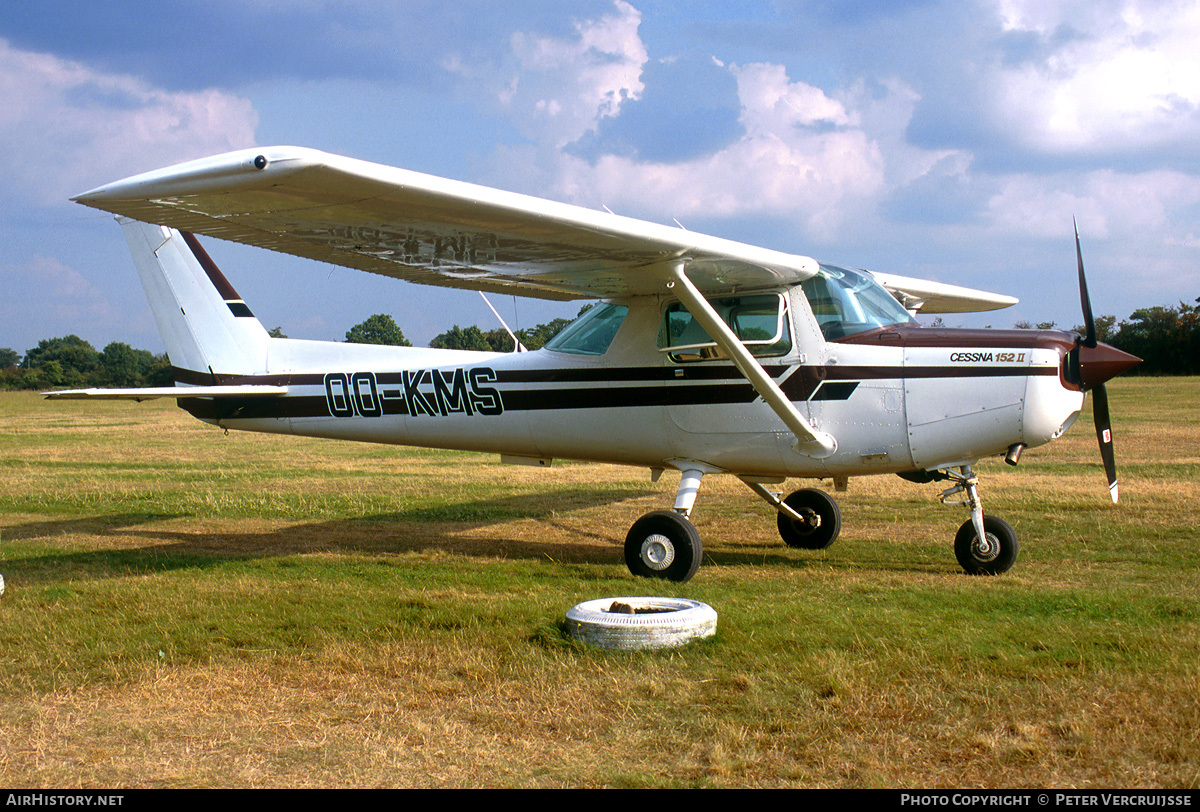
left=1, top=379, right=1197, bottom=788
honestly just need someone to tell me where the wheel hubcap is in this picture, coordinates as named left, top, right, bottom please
left=793, top=508, right=819, bottom=535
left=641, top=534, right=675, bottom=571
left=972, top=532, right=999, bottom=562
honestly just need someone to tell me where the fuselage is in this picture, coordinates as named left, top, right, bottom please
left=178, top=284, right=1088, bottom=480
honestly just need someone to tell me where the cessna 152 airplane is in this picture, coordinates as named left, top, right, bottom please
left=58, top=146, right=1140, bottom=582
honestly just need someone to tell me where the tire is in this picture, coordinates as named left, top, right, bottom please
left=954, top=515, right=1018, bottom=575
left=776, top=488, right=841, bottom=549
left=565, top=597, right=717, bottom=650
left=624, top=510, right=702, bottom=583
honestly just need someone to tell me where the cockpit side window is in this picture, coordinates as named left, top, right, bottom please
left=801, top=264, right=916, bottom=340
left=657, top=293, right=791, bottom=362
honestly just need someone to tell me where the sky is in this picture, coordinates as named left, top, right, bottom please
left=2, top=0, right=1198, bottom=357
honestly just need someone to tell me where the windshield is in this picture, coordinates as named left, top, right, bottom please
left=543, top=303, right=629, bottom=355
left=801, top=264, right=915, bottom=340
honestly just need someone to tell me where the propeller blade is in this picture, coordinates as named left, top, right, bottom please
left=1074, top=225, right=1129, bottom=502
left=1074, top=218, right=1097, bottom=348
left=1092, top=383, right=1118, bottom=503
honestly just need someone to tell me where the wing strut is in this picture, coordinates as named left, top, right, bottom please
left=651, top=260, right=837, bottom=459
left=478, top=292, right=526, bottom=352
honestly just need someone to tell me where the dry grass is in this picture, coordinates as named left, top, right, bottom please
left=1, top=381, right=1197, bottom=788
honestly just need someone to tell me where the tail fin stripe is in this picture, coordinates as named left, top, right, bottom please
left=177, top=231, right=257, bottom=317
left=180, top=231, right=243, bottom=303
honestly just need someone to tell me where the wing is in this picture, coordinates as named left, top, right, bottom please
left=867, top=271, right=1018, bottom=314
left=73, top=146, right=820, bottom=300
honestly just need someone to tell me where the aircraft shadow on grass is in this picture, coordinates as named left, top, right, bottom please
left=1, top=486, right=708, bottom=584
left=0, top=482, right=880, bottom=585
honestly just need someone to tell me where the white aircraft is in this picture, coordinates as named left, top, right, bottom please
left=57, top=147, right=1140, bottom=582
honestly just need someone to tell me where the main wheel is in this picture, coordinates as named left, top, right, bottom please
left=776, top=488, right=841, bottom=549
left=625, top=510, right=703, bottom=583
left=954, top=515, right=1018, bottom=575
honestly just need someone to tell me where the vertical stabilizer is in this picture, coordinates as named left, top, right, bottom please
left=120, top=218, right=270, bottom=380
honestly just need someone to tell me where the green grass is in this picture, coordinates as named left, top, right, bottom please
left=0, top=383, right=1198, bottom=788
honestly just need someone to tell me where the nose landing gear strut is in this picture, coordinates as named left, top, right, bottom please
left=940, top=465, right=1018, bottom=575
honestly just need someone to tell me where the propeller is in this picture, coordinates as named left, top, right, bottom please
left=1072, top=220, right=1140, bottom=503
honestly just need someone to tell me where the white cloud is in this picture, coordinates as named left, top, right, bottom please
left=498, top=59, right=908, bottom=240
left=732, top=62, right=858, bottom=132
left=502, top=0, right=648, bottom=147
left=986, top=169, right=1200, bottom=240
left=0, top=38, right=258, bottom=206
left=468, top=4, right=979, bottom=241
left=990, top=0, right=1200, bottom=155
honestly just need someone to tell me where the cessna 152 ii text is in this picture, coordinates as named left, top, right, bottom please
left=58, top=146, right=1140, bottom=582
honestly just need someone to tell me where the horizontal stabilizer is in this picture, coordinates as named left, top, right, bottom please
left=44, top=385, right=288, bottom=401
left=869, top=271, right=1018, bottom=314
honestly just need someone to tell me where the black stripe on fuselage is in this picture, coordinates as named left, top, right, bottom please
left=173, top=364, right=793, bottom=387
left=173, top=363, right=1054, bottom=421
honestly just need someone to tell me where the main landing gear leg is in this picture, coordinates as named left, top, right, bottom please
left=624, top=467, right=706, bottom=583
left=743, top=478, right=842, bottom=550
left=940, top=465, right=1018, bottom=575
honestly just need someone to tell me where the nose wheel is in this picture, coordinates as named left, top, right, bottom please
left=954, top=515, right=1018, bottom=575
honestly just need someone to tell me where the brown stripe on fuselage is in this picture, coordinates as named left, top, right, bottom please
left=836, top=325, right=1078, bottom=354
left=836, top=325, right=1077, bottom=388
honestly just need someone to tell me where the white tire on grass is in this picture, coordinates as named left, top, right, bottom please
left=565, top=596, right=717, bottom=650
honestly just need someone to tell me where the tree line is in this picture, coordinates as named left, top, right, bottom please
left=1006, top=297, right=1199, bottom=376
left=0, top=337, right=174, bottom=391
left=0, top=309, right=583, bottom=391
left=3, top=298, right=1196, bottom=390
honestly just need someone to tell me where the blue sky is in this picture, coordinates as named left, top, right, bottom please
left=2, top=0, right=1198, bottom=356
